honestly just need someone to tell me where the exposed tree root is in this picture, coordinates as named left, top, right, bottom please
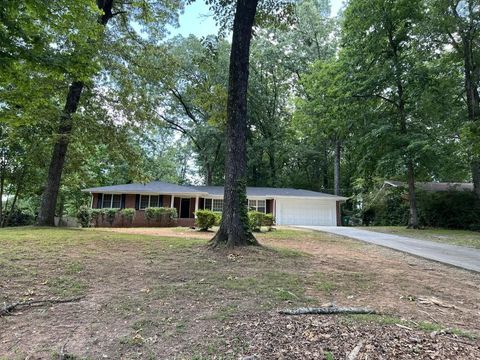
left=279, top=306, right=377, bottom=316
left=209, top=226, right=260, bottom=249
left=1, top=296, right=85, bottom=317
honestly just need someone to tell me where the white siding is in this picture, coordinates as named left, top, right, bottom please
left=275, top=198, right=337, bottom=226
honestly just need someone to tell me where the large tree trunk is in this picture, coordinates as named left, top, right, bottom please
left=0, top=163, right=4, bottom=224
left=322, top=142, right=328, bottom=190
left=37, top=1, right=116, bottom=226
left=210, top=0, right=259, bottom=248
left=472, top=160, right=480, bottom=199
left=333, top=139, right=341, bottom=196
left=3, top=166, right=26, bottom=227
left=37, top=81, right=84, bottom=226
left=406, top=160, right=419, bottom=228
left=461, top=33, right=480, bottom=199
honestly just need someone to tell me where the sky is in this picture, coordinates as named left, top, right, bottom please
left=169, top=0, right=345, bottom=38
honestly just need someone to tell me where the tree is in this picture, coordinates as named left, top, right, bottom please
left=294, top=60, right=352, bottom=196
left=428, top=0, right=480, bottom=198
left=210, top=0, right=260, bottom=248
left=127, top=36, right=229, bottom=186
left=342, top=0, right=428, bottom=228
left=37, top=0, right=182, bottom=225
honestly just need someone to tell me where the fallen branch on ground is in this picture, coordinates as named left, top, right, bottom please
left=1, top=296, right=85, bottom=317
left=279, top=306, right=377, bottom=315
left=347, top=340, right=364, bottom=360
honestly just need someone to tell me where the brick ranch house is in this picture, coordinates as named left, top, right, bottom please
left=83, top=181, right=348, bottom=227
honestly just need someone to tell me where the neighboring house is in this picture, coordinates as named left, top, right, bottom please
left=384, top=180, right=474, bottom=192
left=83, top=181, right=348, bottom=227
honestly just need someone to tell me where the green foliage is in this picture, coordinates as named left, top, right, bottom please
left=365, top=187, right=480, bottom=230
left=2, top=207, right=36, bottom=227
left=144, top=207, right=178, bottom=225
left=76, top=205, right=92, bottom=228
left=105, top=209, right=118, bottom=226
left=213, top=211, right=222, bottom=226
left=365, top=188, right=410, bottom=227
left=91, top=209, right=106, bottom=227
left=194, top=210, right=217, bottom=231
left=417, top=191, right=480, bottom=230
left=263, top=213, right=275, bottom=231
left=247, top=212, right=275, bottom=232
left=120, top=208, right=135, bottom=226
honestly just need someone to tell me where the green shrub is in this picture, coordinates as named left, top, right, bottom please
left=76, top=206, right=92, bottom=228
left=120, top=208, right=135, bottom=226
left=213, top=211, right=222, bottom=226
left=263, top=213, right=275, bottom=230
left=144, top=207, right=178, bottom=225
left=364, top=187, right=409, bottom=226
left=416, top=190, right=480, bottom=229
left=2, top=206, right=35, bottom=227
left=247, top=212, right=276, bottom=232
left=195, top=210, right=217, bottom=231
left=91, top=209, right=106, bottom=227
left=248, top=211, right=265, bottom=232
left=105, top=209, right=118, bottom=226
left=364, top=186, right=480, bottom=230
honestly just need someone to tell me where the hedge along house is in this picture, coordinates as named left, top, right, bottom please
left=83, top=181, right=348, bottom=227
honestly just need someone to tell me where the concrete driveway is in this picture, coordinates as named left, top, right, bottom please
left=297, top=226, right=480, bottom=273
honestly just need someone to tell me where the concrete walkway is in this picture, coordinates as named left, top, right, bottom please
left=297, top=226, right=480, bottom=273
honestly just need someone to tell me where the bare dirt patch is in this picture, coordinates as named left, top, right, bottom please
left=1, top=227, right=479, bottom=359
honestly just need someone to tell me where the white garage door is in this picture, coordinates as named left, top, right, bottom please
left=276, top=198, right=337, bottom=226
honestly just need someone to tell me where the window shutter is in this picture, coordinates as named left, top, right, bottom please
left=159, top=195, right=164, bottom=207
left=97, top=194, right=103, bottom=209
left=135, top=194, right=140, bottom=210
left=121, top=194, right=126, bottom=209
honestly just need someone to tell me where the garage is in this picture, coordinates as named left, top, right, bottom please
left=275, top=198, right=339, bottom=226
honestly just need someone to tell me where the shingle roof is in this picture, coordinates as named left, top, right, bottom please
left=83, top=181, right=348, bottom=200
left=82, top=181, right=205, bottom=195
left=194, top=186, right=347, bottom=199
left=385, top=180, right=474, bottom=192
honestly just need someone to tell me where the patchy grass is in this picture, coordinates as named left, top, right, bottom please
left=361, top=226, right=480, bottom=249
left=345, top=314, right=478, bottom=340
left=0, top=226, right=479, bottom=359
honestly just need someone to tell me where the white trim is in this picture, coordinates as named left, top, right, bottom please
left=139, top=194, right=164, bottom=210
left=101, top=193, right=121, bottom=209
left=85, top=190, right=209, bottom=196
left=248, top=199, right=266, bottom=213
left=272, top=195, right=348, bottom=201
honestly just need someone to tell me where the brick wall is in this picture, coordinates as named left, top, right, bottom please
left=90, top=193, right=195, bottom=227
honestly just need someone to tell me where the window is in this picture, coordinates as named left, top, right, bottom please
left=102, top=194, right=121, bottom=208
left=203, top=198, right=222, bottom=212
left=212, top=199, right=223, bottom=212
left=248, top=199, right=266, bottom=213
left=140, top=195, right=150, bottom=209
left=112, top=194, right=122, bottom=208
left=102, top=194, right=112, bottom=208
left=140, top=195, right=162, bottom=209
left=257, top=200, right=266, bottom=213
left=150, top=195, right=160, bottom=207
left=204, top=199, right=212, bottom=210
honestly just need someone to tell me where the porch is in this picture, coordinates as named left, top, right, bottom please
left=91, top=193, right=200, bottom=227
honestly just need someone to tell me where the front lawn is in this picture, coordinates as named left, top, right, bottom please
left=360, top=226, right=480, bottom=249
left=1, top=227, right=479, bottom=359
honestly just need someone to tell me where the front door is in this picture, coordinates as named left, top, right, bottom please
left=180, top=198, right=190, bottom=218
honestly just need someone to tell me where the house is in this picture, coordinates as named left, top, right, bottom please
left=384, top=180, right=474, bottom=192
left=82, top=181, right=348, bottom=227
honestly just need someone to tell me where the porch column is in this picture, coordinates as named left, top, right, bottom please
left=194, top=196, right=199, bottom=217
left=170, top=195, right=174, bottom=208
